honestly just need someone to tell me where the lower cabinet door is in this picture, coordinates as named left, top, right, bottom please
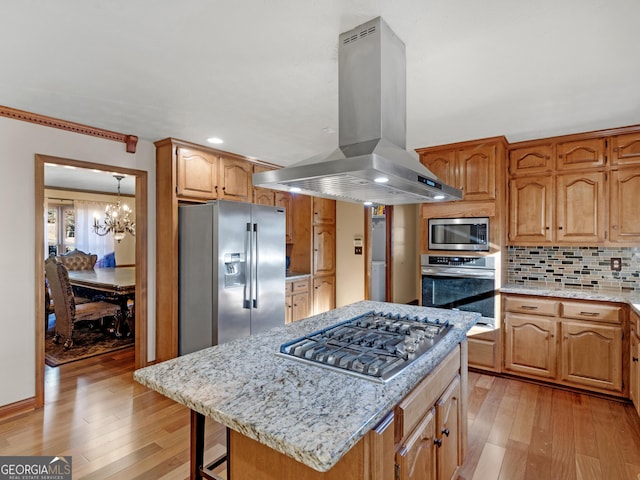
left=631, top=328, right=640, bottom=415
left=396, top=407, right=437, bottom=480
left=436, top=376, right=461, bottom=480
left=559, top=320, right=623, bottom=392
left=504, top=313, right=558, bottom=379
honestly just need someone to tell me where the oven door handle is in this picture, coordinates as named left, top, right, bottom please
left=421, top=268, right=495, bottom=279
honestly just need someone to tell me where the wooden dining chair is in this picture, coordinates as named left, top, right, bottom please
left=44, top=256, right=123, bottom=349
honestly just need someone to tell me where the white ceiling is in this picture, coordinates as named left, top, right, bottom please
left=4, top=0, right=640, bottom=176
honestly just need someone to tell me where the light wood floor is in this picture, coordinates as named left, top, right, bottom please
left=1, top=350, right=639, bottom=479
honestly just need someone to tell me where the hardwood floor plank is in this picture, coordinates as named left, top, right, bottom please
left=487, top=380, right=522, bottom=447
left=522, top=384, right=552, bottom=480
left=551, top=389, right=576, bottom=480
left=497, top=439, right=528, bottom=480
left=575, top=453, right=602, bottom=480
left=572, top=390, right=598, bottom=458
left=471, top=442, right=505, bottom=480
left=589, top=396, right=628, bottom=480
left=509, top=382, right=539, bottom=445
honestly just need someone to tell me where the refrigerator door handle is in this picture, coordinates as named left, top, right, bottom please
left=252, top=223, right=259, bottom=309
left=244, top=222, right=252, bottom=309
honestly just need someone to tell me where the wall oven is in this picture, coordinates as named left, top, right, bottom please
left=428, top=217, right=489, bottom=251
left=421, top=254, right=496, bottom=327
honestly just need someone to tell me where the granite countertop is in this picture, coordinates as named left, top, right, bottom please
left=501, top=284, right=640, bottom=315
left=134, top=300, right=478, bottom=472
left=285, top=271, right=311, bottom=280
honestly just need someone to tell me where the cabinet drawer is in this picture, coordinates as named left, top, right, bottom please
left=292, top=279, right=309, bottom=293
left=504, top=296, right=559, bottom=316
left=395, top=346, right=460, bottom=442
left=285, top=281, right=293, bottom=294
left=561, top=301, right=622, bottom=324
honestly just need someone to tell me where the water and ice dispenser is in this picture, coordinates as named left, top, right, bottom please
left=223, top=253, right=246, bottom=287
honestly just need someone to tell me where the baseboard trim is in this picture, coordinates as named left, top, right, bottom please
left=0, top=397, right=37, bottom=420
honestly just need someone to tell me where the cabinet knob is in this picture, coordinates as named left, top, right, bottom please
left=612, top=225, right=618, bottom=230
left=434, top=438, right=443, bottom=447
left=558, top=226, right=563, bottom=230
left=545, top=226, right=550, bottom=230
left=442, top=428, right=450, bottom=437
left=633, top=357, right=638, bottom=362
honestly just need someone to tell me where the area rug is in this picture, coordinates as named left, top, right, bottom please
left=45, top=321, right=134, bottom=367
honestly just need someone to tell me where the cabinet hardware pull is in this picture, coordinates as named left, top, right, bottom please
left=579, top=311, right=600, bottom=316
left=434, top=438, right=443, bottom=447
left=633, top=357, right=638, bottom=362
left=442, top=428, right=450, bottom=437
left=558, top=226, right=563, bottom=230
left=521, top=305, right=538, bottom=310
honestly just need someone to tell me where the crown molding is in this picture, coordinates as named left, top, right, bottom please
left=0, top=105, right=138, bottom=153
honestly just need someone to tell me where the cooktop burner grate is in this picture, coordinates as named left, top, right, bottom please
left=278, top=311, right=452, bottom=383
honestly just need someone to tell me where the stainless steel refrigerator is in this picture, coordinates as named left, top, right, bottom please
left=178, top=200, right=286, bottom=355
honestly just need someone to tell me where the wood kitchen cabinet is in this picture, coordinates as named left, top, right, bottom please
left=313, top=225, right=336, bottom=276
left=253, top=165, right=276, bottom=205
left=176, top=146, right=219, bottom=200
left=395, top=345, right=466, bottom=480
left=285, top=277, right=310, bottom=324
left=631, top=309, right=640, bottom=416
left=508, top=171, right=605, bottom=244
left=218, top=155, right=252, bottom=202
left=508, top=125, right=640, bottom=246
left=503, top=294, right=628, bottom=397
left=555, top=171, right=606, bottom=243
left=504, top=312, right=558, bottom=380
left=609, top=167, right=640, bottom=243
left=611, top=131, right=640, bottom=166
left=313, top=275, right=335, bottom=314
left=313, top=197, right=336, bottom=225
left=417, top=138, right=506, bottom=202
left=275, top=192, right=294, bottom=244
left=508, top=175, right=553, bottom=243
left=556, top=138, right=606, bottom=171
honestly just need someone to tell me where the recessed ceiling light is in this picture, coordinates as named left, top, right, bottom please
left=207, top=137, right=224, bottom=145
left=433, top=194, right=445, bottom=200
left=363, top=201, right=373, bottom=206
left=289, top=187, right=302, bottom=193
left=374, top=176, right=389, bottom=183
left=63, top=165, right=77, bottom=170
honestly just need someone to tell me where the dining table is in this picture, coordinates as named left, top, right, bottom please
left=67, top=266, right=135, bottom=336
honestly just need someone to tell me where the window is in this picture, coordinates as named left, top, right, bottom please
left=47, top=203, right=75, bottom=256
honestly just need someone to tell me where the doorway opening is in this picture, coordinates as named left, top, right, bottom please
left=34, top=154, right=148, bottom=407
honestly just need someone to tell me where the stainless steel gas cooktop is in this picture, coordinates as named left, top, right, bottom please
left=278, top=311, right=452, bottom=383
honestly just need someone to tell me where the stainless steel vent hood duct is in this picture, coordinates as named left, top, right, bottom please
left=253, top=17, right=462, bottom=205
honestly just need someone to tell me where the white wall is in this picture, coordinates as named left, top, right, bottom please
left=0, top=116, right=156, bottom=408
left=335, top=201, right=365, bottom=307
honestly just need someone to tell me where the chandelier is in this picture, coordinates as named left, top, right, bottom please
left=93, top=174, right=135, bottom=242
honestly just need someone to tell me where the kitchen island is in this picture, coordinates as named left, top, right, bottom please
left=134, top=300, right=478, bottom=479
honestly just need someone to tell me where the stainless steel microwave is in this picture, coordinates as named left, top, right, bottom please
left=428, top=217, right=490, bottom=251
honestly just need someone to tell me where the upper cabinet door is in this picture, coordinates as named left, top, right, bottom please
left=253, top=165, right=275, bottom=205
left=556, top=172, right=605, bottom=243
left=457, top=143, right=496, bottom=201
left=219, top=156, right=252, bottom=202
left=509, top=144, right=554, bottom=176
left=275, top=192, right=294, bottom=244
left=176, top=147, right=218, bottom=200
left=610, top=167, right=640, bottom=243
left=611, top=132, right=640, bottom=166
left=313, top=197, right=336, bottom=225
left=556, top=138, right=606, bottom=170
left=420, top=150, right=457, bottom=189
left=508, top=176, right=553, bottom=243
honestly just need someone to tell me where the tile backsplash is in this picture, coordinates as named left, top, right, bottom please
left=507, top=246, right=640, bottom=292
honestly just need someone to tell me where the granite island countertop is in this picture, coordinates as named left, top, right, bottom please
left=134, top=300, right=478, bottom=473
left=501, top=284, right=640, bottom=315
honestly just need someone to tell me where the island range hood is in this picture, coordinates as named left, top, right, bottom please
left=253, top=17, right=462, bottom=205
